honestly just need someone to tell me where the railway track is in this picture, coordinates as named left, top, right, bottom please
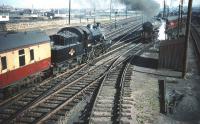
left=0, top=38, right=142, bottom=124
left=0, top=16, right=145, bottom=124
left=191, top=23, right=200, bottom=57
left=88, top=42, right=155, bottom=124
left=105, top=19, right=142, bottom=40
left=102, top=17, right=142, bottom=32
left=0, top=17, right=138, bottom=105
left=110, top=23, right=142, bottom=48
left=42, top=43, right=145, bottom=124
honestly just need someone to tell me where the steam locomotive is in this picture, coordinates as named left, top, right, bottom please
left=50, top=23, right=111, bottom=74
left=142, top=21, right=158, bottom=42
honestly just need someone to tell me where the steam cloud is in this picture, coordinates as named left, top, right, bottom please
left=75, top=0, right=125, bottom=10
left=121, top=0, right=160, bottom=16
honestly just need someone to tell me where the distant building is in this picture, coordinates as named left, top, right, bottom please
left=0, top=13, right=9, bottom=22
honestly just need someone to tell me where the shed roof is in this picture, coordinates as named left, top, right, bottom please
left=159, top=38, right=185, bottom=47
left=0, top=31, right=50, bottom=53
left=167, top=15, right=187, bottom=21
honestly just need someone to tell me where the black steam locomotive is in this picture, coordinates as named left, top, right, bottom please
left=50, top=23, right=111, bottom=73
left=142, top=21, right=158, bottom=42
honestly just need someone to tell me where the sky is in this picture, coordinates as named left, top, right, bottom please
left=0, top=0, right=125, bottom=9
left=0, top=0, right=200, bottom=9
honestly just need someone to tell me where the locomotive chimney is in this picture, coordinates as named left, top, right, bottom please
left=87, top=24, right=93, bottom=29
left=96, top=22, right=101, bottom=28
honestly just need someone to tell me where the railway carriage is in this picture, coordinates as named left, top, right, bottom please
left=165, top=16, right=187, bottom=39
left=166, top=16, right=187, bottom=30
left=0, top=31, right=51, bottom=98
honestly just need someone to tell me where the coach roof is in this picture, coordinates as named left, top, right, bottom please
left=0, top=31, right=50, bottom=52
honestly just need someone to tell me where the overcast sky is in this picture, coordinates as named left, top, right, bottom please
left=0, top=0, right=200, bottom=9
left=0, top=0, right=124, bottom=9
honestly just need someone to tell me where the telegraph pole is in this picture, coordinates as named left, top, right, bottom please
left=110, top=0, right=112, bottom=21
left=115, top=11, right=117, bottom=29
left=94, top=8, right=96, bottom=24
left=123, top=0, right=127, bottom=19
left=163, top=0, right=166, bottom=18
left=126, top=7, right=128, bottom=19
left=93, top=0, right=96, bottom=24
left=180, top=0, right=184, bottom=24
left=69, top=0, right=71, bottom=25
left=178, top=3, right=181, bottom=37
left=182, top=0, right=193, bottom=78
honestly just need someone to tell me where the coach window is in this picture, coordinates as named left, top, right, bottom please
left=19, top=49, right=25, bottom=66
left=1, top=56, right=7, bottom=70
left=30, top=49, right=34, bottom=61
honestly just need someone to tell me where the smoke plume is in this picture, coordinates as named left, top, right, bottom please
left=121, top=0, right=160, bottom=16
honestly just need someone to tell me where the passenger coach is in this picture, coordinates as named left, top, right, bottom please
left=0, top=31, right=51, bottom=96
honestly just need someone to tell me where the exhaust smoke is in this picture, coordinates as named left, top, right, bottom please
left=121, top=0, right=160, bottom=16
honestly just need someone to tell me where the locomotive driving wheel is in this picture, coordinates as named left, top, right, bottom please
left=82, top=54, right=88, bottom=63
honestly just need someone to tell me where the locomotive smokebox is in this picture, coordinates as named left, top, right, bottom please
left=143, top=21, right=153, bottom=32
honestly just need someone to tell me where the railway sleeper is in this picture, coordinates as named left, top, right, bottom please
left=73, top=84, right=86, bottom=88
left=96, top=103, right=113, bottom=108
left=0, top=113, right=10, bottom=119
left=121, top=109, right=131, bottom=113
left=90, top=117, right=111, bottom=123
left=121, top=104, right=132, bottom=109
left=45, top=100, right=63, bottom=104
left=30, top=90, right=43, bottom=95
left=93, top=111, right=112, bottom=117
left=23, top=95, right=38, bottom=99
left=17, top=116, right=36, bottom=123
left=123, top=91, right=132, bottom=95
left=27, top=93, right=40, bottom=98
left=120, top=117, right=132, bottom=123
left=23, top=112, right=42, bottom=119
left=122, top=97, right=133, bottom=101
left=57, top=109, right=69, bottom=116
left=49, top=114, right=64, bottom=121
left=70, top=86, right=83, bottom=90
left=97, top=100, right=114, bottom=104
left=12, top=101, right=26, bottom=107
left=40, top=102, right=59, bottom=108
left=7, top=105, right=22, bottom=110
left=0, top=108, right=16, bottom=114
left=94, top=107, right=113, bottom=112
left=20, top=97, right=34, bottom=102
left=32, top=108, right=51, bottom=113
left=98, top=96, right=115, bottom=100
left=55, top=94, right=72, bottom=98
left=60, top=107, right=71, bottom=112
left=95, top=104, right=113, bottom=109
left=121, top=113, right=132, bottom=119
left=45, top=119, right=58, bottom=124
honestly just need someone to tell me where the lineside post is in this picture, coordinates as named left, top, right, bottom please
left=68, top=0, right=71, bottom=25
left=158, top=80, right=166, bottom=114
left=182, top=0, right=193, bottom=78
